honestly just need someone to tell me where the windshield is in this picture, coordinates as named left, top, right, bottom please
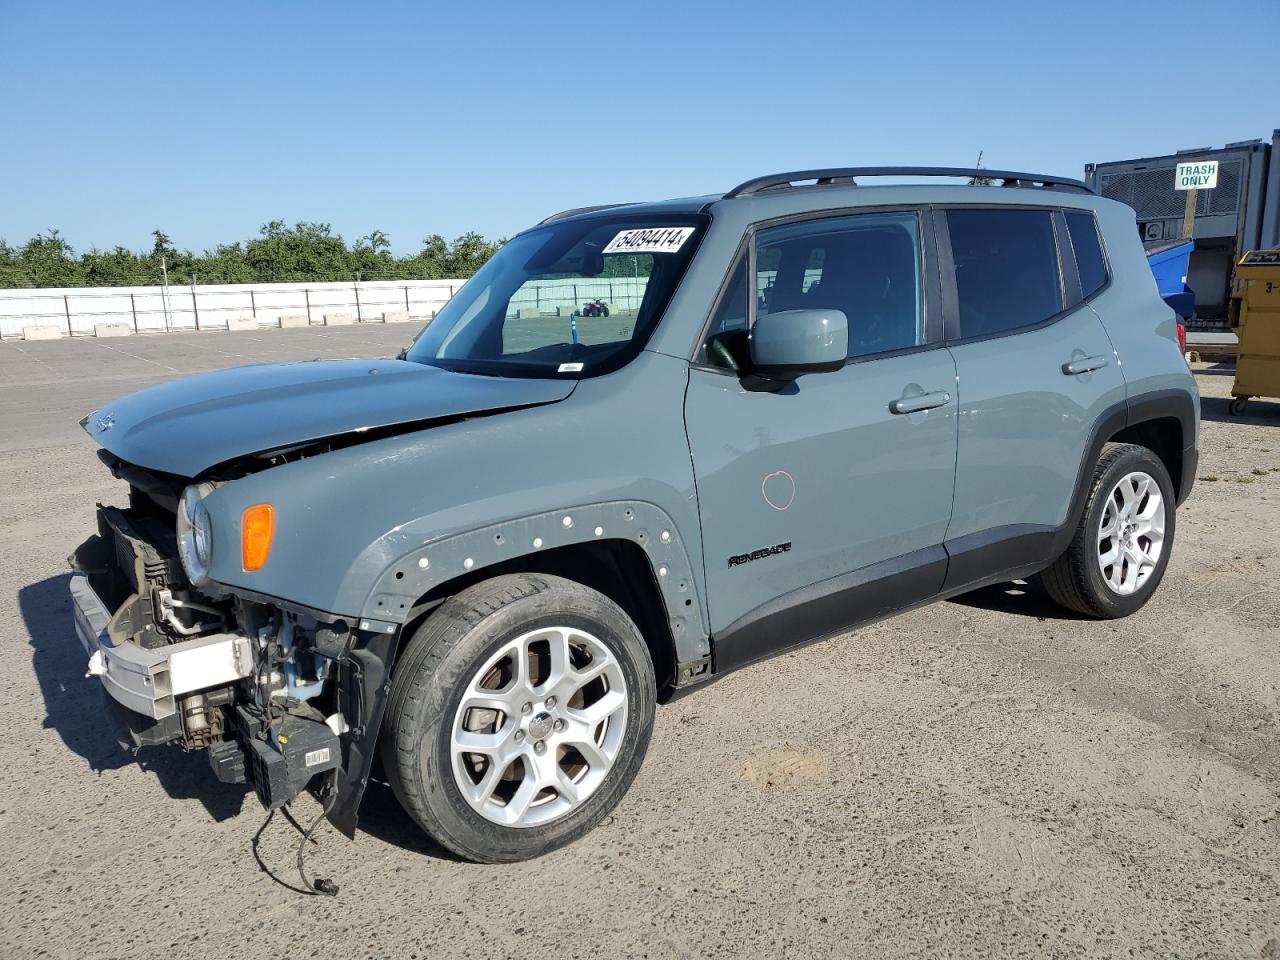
left=406, top=213, right=708, bottom=378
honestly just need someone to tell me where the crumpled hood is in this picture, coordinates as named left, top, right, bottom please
left=84, top=358, right=576, bottom=477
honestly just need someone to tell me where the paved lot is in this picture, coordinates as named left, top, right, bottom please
left=1, top=328, right=1278, bottom=960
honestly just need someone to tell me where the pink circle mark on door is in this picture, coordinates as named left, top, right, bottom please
left=761, top=470, right=796, bottom=511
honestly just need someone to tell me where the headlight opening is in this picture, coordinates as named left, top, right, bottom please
left=177, top=485, right=214, bottom=585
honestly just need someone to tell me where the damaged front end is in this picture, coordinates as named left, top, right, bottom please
left=69, top=463, right=399, bottom=837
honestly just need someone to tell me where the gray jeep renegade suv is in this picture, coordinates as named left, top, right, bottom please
left=71, top=167, right=1198, bottom=864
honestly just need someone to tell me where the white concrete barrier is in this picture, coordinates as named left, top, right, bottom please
left=95, top=322, right=132, bottom=338
left=226, top=315, right=259, bottom=332
left=279, top=313, right=309, bottom=328
left=23, top=325, right=62, bottom=340
left=0, top=278, right=470, bottom=339
left=324, top=313, right=354, bottom=326
left=383, top=310, right=412, bottom=323
left=557, top=306, right=576, bottom=317
left=517, top=308, right=543, bottom=320
left=0, top=278, right=650, bottom=339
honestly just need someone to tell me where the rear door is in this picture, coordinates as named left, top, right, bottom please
left=938, top=205, right=1127, bottom=587
left=685, top=208, right=958, bottom=671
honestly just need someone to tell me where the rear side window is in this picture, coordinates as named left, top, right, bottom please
left=947, top=209, right=1063, bottom=339
left=1065, top=211, right=1108, bottom=298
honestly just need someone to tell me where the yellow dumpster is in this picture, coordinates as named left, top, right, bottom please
left=1229, top=249, right=1280, bottom=416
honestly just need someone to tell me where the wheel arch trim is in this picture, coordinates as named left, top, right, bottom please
left=362, top=501, right=710, bottom=667
left=1124, top=389, right=1198, bottom=506
left=1060, top=389, right=1196, bottom=559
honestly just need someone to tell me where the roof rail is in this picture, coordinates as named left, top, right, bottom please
left=539, top=203, right=634, bottom=225
left=724, top=167, right=1095, bottom=199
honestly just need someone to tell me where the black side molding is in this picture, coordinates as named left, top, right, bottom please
left=941, top=524, right=1058, bottom=595
left=711, top=545, right=947, bottom=676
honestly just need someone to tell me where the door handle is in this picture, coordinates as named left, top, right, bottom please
left=1062, top=355, right=1109, bottom=375
left=889, top=391, right=951, bottom=415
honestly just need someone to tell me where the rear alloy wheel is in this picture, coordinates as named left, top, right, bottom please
left=1040, top=443, right=1176, bottom=618
left=382, top=574, right=655, bottom=862
left=1095, top=471, right=1166, bottom=596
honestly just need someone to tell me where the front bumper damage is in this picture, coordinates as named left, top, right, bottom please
left=72, top=572, right=253, bottom=724
left=69, top=502, right=401, bottom=837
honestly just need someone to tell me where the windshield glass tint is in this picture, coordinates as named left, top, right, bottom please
left=406, top=214, right=707, bottom=377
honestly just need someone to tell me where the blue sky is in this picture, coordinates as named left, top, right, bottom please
left=2, top=0, right=1277, bottom=255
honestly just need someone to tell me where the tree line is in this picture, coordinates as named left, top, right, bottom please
left=0, top=222, right=503, bottom=288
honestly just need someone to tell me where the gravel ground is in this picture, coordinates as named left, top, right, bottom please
left=0, top=329, right=1277, bottom=960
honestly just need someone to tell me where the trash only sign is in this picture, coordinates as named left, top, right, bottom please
left=1175, top=161, right=1218, bottom=190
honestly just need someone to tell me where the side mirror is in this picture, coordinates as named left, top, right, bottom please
left=748, top=309, right=848, bottom=379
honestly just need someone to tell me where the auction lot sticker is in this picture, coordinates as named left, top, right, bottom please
left=603, top=226, right=695, bottom=255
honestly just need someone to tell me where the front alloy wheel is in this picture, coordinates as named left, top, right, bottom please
left=382, top=574, right=655, bottom=862
left=451, top=625, right=628, bottom=828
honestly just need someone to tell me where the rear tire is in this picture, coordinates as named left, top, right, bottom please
left=1039, top=443, right=1176, bottom=618
left=1230, top=396, right=1249, bottom=416
left=381, top=573, right=656, bottom=863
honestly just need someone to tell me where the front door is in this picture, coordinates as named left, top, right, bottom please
left=685, top=209, right=958, bottom=672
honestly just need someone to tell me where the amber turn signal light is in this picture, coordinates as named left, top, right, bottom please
left=241, top=504, right=275, bottom=571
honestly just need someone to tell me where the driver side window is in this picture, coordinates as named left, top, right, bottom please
left=756, top=212, right=923, bottom=360
left=702, top=211, right=924, bottom=370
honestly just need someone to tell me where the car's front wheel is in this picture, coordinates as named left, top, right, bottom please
left=1039, top=442, right=1177, bottom=618
left=381, top=573, right=655, bottom=862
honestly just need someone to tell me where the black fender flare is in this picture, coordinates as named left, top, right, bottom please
left=1054, top=389, right=1197, bottom=563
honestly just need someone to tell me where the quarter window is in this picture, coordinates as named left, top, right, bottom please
left=947, top=209, right=1063, bottom=339
left=754, top=212, right=923, bottom=359
left=1065, top=211, right=1108, bottom=299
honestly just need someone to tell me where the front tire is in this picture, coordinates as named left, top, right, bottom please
left=1039, top=443, right=1176, bottom=618
left=381, top=573, right=656, bottom=863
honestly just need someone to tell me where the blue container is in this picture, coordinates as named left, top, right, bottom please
left=1144, top=238, right=1196, bottom=320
